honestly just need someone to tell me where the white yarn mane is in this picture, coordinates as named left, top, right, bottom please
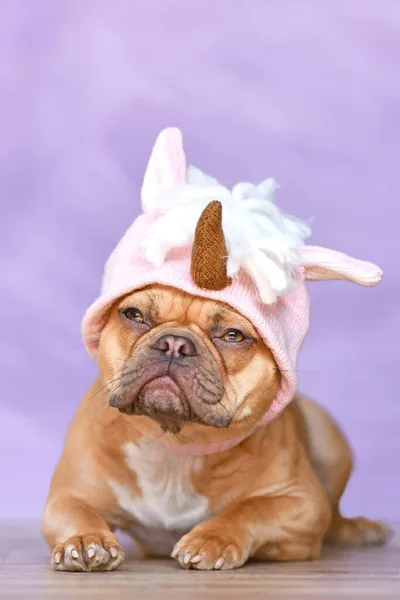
left=143, top=166, right=311, bottom=304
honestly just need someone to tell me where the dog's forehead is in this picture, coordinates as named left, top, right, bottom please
left=117, top=285, right=256, bottom=331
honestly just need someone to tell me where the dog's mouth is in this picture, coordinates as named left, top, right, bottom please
left=108, top=335, right=231, bottom=430
left=115, top=376, right=196, bottom=432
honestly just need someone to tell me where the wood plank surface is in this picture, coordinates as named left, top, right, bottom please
left=1, top=521, right=399, bottom=599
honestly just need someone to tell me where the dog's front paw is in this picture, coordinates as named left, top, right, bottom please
left=51, top=533, right=125, bottom=572
left=171, top=523, right=249, bottom=570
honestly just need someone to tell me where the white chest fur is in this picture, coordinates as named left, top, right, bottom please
left=109, top=441, right=208, bottom=555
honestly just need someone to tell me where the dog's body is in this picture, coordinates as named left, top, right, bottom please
left=42, top=286, right=389, bottom=571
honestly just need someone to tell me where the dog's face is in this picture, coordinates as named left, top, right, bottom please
left=98, top=285, right=280, bottom=440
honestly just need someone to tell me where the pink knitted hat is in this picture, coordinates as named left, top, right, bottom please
left=82, top=128, right=382, bottom=441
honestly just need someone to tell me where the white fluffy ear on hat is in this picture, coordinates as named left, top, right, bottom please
left=299, top=246, right=383, bottom=286
left=141, top=127, right=187, bottom=212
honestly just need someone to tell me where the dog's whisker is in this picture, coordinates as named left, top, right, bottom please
left=218, top=400, right=231, bottom=420
left=101, top=355, right=127, bottom=363
left=146, top=429, right=167, bottom=445
left=172, top=432, right=185, bottom=445
left=87, top=369, right=127, bottom=399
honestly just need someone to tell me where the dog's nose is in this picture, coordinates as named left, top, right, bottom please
left=152, top=334, right=197, bottom=358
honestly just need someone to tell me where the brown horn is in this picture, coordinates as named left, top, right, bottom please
left=191, top=201, right=232, bottom=290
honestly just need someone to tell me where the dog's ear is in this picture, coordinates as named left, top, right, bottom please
left=299, top=246, right=382, bottom=286
left=141, top=128, right=186, bottom=212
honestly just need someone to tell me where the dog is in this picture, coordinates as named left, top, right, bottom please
left=42, top=283, right=390, bottom=571
left=42, top=127, right=389, bottom=571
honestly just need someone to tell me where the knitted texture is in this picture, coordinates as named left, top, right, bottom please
left=191, top=201, right=232, bottom=290
left=81, top=128, right=383, bottom=455
left=82, top=211, right=309, bottom=443
left=141, top=128, right=186, bottom=212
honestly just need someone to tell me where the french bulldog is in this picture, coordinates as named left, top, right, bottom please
left=42, top=127, right=389, bottom=572
left=42, top=284, right=390, bottom=572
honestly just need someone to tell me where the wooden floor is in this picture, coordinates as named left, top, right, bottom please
left=1, top=522, right=399, bottom=599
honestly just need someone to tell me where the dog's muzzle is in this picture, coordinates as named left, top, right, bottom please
left=109, top=328, right=230, bottom=430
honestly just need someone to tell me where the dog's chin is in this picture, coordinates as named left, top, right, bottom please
left=118, top=376, right=196, bottom=433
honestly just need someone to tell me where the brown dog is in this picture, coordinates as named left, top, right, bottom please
left=42, top=284, right=390, bottom=572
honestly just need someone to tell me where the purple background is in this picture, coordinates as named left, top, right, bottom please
left=1, top=0, right=399, bottom=519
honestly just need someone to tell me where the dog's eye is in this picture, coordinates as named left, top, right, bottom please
left=122, top=308, right=144, bottom=323
left=221, top=329, right=244, bottom=343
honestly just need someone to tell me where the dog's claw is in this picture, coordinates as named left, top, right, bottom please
left=172, top=527, right=246, bottom=571
left=191, top=554, right=203, bottom=563
left=214, top=557, right=225, bottom=569
left=51, top=534, right=125, bottom=572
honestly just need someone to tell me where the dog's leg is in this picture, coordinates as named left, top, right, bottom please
left=297, top=395, right=392, bottom=547
left=42, top=493, right=125, bottom=572
left=172, top=490, right=331, bottom=570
